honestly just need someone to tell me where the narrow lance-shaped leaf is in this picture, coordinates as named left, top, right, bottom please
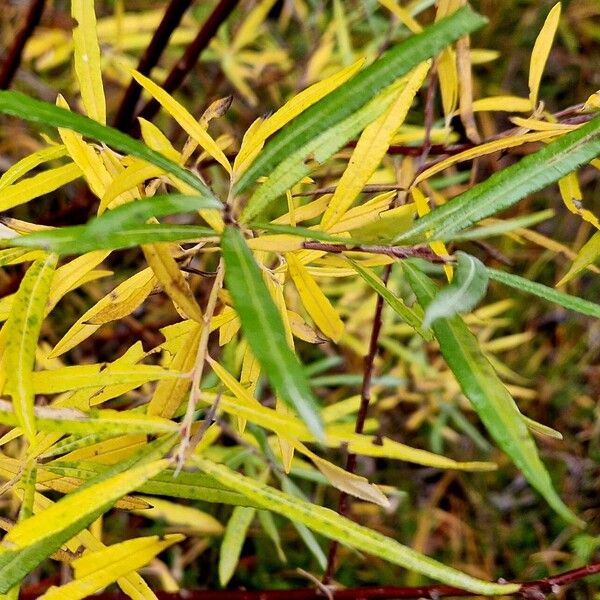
left=72, top=0, right=106, bottom=124
left=348, top=259, right=431, bottom=340
left=0, top=454, right=171, bottom=592
left=286, top=253, right=344, bottom=342
left=402, top=260, right=583, bottom=526
left=4, top=254, right=58, bottom=441
left=487, top=267, right=600, bottom=319
left=221, top=226, right=325, bottom=440
left=38, top=534, right=184, bottom=600
left=394, top=113, right=600, bottom=244
left=4, top=223, right=215, bottom=255
left=423, top=252, right=489, bottom=327
left=0, top=91, right=215, bottom=198
left=192, top=456, right=519, bottom=596
left=235, top=6, right=487, bottom=216
left=556, top=230, right=600, bottom=286
left=529, top=2, right=561, bottom=108
left=219, top=506, right=256, bottom=586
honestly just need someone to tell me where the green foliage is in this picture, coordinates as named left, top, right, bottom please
left=0, top=0, right=598, bottom=597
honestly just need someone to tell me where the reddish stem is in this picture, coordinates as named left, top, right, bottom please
left=20, top=561, right=600, bottom=599
left=0, top=0, right=46, bottom=90
left=113, top=0, right=194, bottom=131
left=135, top=0, right=241, bottom=127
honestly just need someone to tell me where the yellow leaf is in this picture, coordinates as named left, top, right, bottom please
left=232, top=0, right=278, bottom=50
left=0, top=163, right=81, bottom=212
left=148, top=323, right=201, bottom=418
left=129, top=69, right=231, bottom=173
left=207, top=356, right=261, bottom=410
left=233, top=59, right=365, bottom=177
left=410, top=187, right=452, bottom=280
left=247, top=235, right=303, bottom=252
left=414, top=130, right=559, bottom=185
left=46, top=251, right=111, bottom=315
left=100, top=160, right=164, bottom=211
left=50, top=268, right=157, bottom=358
left=320, top=62, right=430, bottom=229
left=272, top=194, right=330, bottom=225
left=138, top=117, right=181, bottom=162
left=56, top=95, right=112, bottom=198
left=4, top=254, right=57, bottom=441
left=377, top=0, right=422, bottom=33
left=509, top=116, right=575, bottom=132
left=296, top=441, right=390, bottom=507
left=343, top=434, right=496, bottom=472
left=287, top=310, right=323, bottom=344
left=58, top=434, right=148, bottom=465
left=72, top=0, right=106, bottom=123
left=583, top=90, right=600, bottom=112
left=31, top=364, right=183, bottom=394
left=37, top=535, right=183, bottom=600
left=286, top=253, right=344, bottom=342
left=133, top=497, right=223, bottom=535
left=22, top=492, right=159, bottom=600
left=232, top=117, right=265, bottom=176
left=517, top=228, right=600, bottom=276
left=470, top=96, right=534, bottom=113
left=328, top=192, right=397, bottom=234
left=529, top=2, right=561, bottom=108
left=0, top=145, right=67, bottom=192
left=2, top=459, right=169, bottom=549
left=142, top=244, right=203, bottom=323
left=437, top=47, right=458, bottom=122
left=557, top=230, right=600, bottom=286
left=350, top=203, right=416, bottom=242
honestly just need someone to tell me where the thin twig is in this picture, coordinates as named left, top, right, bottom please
left=176, top=259, right=224, bottom=471
left=302, top=241, right=450, bottom=263
left=0, top=0, right=46, bottom=90
left=136, top=0, right=241, bottom=126
left=419, top=61, right=438, bottom=167
left=113, top=0, right=194, bottom=131
left=323, top=264, right=392, bottom=583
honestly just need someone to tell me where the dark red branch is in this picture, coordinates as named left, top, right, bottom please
left=323, top=263, right=392, bottom=583
left=302, top=241, right=449, bottom=263
left=0, top=0, right=46, bottom=90
left=19, top=561, right=600, bottom=600
left=113, top=0, right=194, bottom=131
left=135, top=0, right=241, bottom=127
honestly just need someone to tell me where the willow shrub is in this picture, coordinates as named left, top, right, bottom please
left=0, top=1, right=598, bottom=597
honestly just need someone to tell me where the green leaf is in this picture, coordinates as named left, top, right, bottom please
left=88, top=194, right=221, bottom=231
left=253, top=223, right=355, bottom=244
left=423, top=252, right=489, bottom=327
left=394, top=114, right=600, bottom=244
left=3, top=254, right=58, bottom=441
left=487, top=267, right=600, bottom=319
left=235, top=6, right=487, bottom=220
left=0, top=438, right=173, bottom=592
left=0, top=401, right=179, bottom=436
left=221, top=226, right=325, bottom=440
left=192, top=456, right=519, bottom=596
left=348, top=259, right=432, bottom=340
left=0, top=91, right=215, bottom=199
left=4, top=224, right=214, bottom=255
left=44, top=461, right=261, bottom=508
left=218, top=506, right=256, bottom=586
left=402, top=261, right=583, bottom=526
left=556, top=230, right=600, bottom=286
left=440, top=209, right=554, bottom=241
left=240, top=79, right=401, bottom=223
